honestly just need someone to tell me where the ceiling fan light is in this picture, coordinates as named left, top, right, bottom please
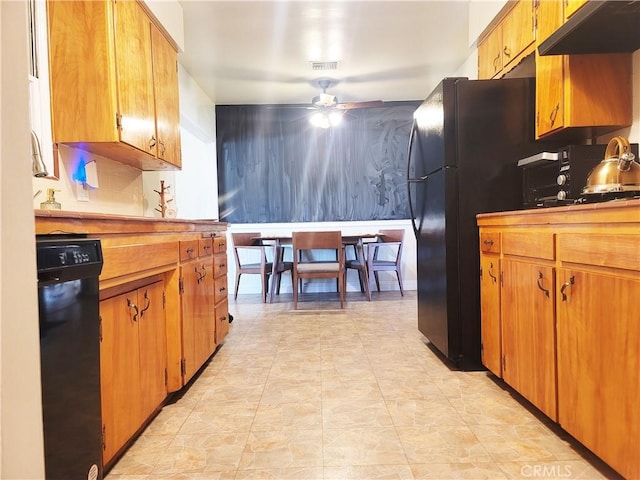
left=310, top=112, right=330, bottom=128
left=328, top=111, right=343, bottom=126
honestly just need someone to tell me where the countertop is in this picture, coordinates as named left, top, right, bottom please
left=477, top=198, right=640, bottom=227
left=34, top=209, right=227, bottom=235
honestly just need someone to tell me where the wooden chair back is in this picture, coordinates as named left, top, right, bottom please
left=291, top=231, right=345, bottom=309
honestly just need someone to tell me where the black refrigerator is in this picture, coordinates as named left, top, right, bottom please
left=407, top=77, right=549, bottom=371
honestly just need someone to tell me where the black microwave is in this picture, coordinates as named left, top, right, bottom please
left=520, top=145, right=619, bottom=208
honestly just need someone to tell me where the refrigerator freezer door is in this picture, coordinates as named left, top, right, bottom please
left=416, top=167, right=460, bottom=361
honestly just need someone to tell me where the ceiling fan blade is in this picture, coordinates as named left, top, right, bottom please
left=336, top=100, right=384, bottom=110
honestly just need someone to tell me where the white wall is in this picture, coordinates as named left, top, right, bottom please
left=1, top=1, right=46, bottom=478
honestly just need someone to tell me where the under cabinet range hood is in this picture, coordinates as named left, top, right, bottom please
left=538, top=1, right=640, bottom=56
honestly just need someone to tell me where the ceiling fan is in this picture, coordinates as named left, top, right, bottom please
left=309, top=79, right=383, bottom=128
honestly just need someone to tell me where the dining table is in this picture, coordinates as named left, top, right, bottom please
left=253, top=232, right=379, bottom=303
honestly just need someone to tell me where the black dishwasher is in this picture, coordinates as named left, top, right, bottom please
left=36, top=236, right=104, bottom=480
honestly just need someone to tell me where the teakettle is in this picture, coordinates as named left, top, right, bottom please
left=582, top=136, right=640, bottom=194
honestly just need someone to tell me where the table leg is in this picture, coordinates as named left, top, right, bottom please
left=269, top=239, right=281, bottom=304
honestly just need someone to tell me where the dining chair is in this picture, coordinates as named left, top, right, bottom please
left=292, top=231, right=345, bottom=309
left=231, top=232, right=292, bottom=302
left=367, top=229, right=405, bottom=296
left=344, top=239, right=371, bottom=301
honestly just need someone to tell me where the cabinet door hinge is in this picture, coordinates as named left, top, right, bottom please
left=162, top=291, right=166, bottom=309
left=102, top=424, right=106, bottom=451
left=179, top=277, right=184, bottom=294
left=164, top=367, right=168, bottom=387
left=180, top=358, right=186, bottom=376
left=116, top=112, right=122, bottom=130
left=500, top=270, right=504, bottom=287
left=502, top=355, right=506, bottom=372
left=99, top=315, right=103, bottom=342
left=479, top=267, right=483, bottom=279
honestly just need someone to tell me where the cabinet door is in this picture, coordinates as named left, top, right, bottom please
left=47, top=1, right=119, bottom=143
left=181, top=259, right=216, bottom=382
left=137, top=281, right=167, bottom=420
left=151, top=25, right=182, bottom=167
left=478, top=24, right=503, bottom=79
left=480, top=254, right=502, bottom=376
left=535, top=0, right=563, bottom=46
left=180, top=261, right=199, bottom=381
left=535, top=52, right=564, bottom=138
left=501, top=0, right=534, bottom=70
left=194, top=258, right=216, bottom=369
left=565, top=0, right=588, bottom=20
left=557, top=269, right=640, bottom=480
left=501, top=259, right=557, bottom=420
left=100, top=292, right=143, bottom=463
left=113, top=0, right=155, bottom=154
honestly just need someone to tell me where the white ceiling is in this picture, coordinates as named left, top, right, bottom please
left=177, top=1, right=474, bottom=106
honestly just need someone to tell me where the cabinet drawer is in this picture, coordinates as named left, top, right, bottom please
left=215, top=298, right=229, bottom=344
left=558, top=234, right=640, bottom=272
left=101, top=242, right=177, bottom=281
left=213, top=254, right=227, bottom=278
left=213, top=235, right=227, bottom=254
left=198, top=238, right=213, bottom=257
left=179, top=240, right=198, bottom=262
left=480, top=232, right=501, bottom=253
left=502, top=232, right=555, bottom=260
left=214, top=275, right=228, bottom=304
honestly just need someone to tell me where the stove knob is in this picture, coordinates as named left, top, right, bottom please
left=557, top=190, right=567, bottom=200
left=557, top=174, right=567, bottom=186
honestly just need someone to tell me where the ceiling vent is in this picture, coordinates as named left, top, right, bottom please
left=311, top=61, right=338, bottom=71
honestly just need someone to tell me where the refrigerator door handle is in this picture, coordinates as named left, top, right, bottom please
left=406, top=120, right=420, bottom=239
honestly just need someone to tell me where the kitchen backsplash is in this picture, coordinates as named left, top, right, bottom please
left=32, top=144, right=144, bottom=216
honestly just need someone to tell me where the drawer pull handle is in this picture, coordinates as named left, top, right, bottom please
left=127, top=298, right=139, bottom=322
left=536, top=271, right=549, bottom=298
left=483, top=239, right=494, bottom=247
left=219, top=286, right=226, bottom=293
left=503, top=45, right=511, bottom=57
left=186, top=247, right=195, bottom=255
left=488, top=262, right=497, bottom=283
left=139, top=291, right=151, bottom=317
left=204, top=245, right=211, bottom=251
left=560, top=276, right=575, bottom=301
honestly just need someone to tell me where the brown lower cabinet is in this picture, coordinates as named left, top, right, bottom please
left=34, top=212, right=228, bottom=470
left=477, top=200, right=640, bottom=479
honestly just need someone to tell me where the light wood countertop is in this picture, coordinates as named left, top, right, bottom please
left=35, top=209, right=227, bottom=235
left=477, top=198, right=640, bottom=227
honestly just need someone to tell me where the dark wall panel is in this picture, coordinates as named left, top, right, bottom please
left=216, top=102, right=419, bottom=223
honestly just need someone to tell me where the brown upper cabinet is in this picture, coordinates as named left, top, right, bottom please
left=534, top=0, right=632, bottom=140
left=478, top=0, right=536, bottom=79
left=47, top=0, right=181, bottom=170
left=563, top=0, right=588, bottom=20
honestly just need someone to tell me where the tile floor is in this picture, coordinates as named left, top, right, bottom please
left=106, top=291, right=620, bottom=480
